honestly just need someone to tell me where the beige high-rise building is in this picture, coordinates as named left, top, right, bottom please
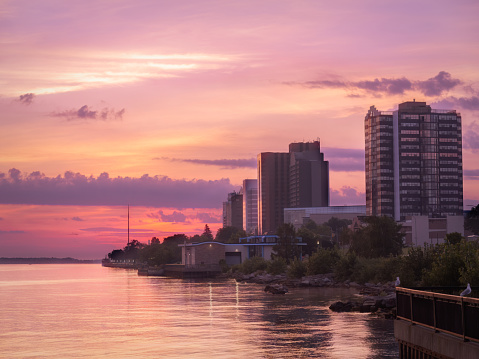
left=365, top=100, right=463, bottom=221
left=242, top=179, right=258, bottom=234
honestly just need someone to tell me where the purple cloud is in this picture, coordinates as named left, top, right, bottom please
left=0, top=230, right=26, bottom=234
left=146, top=210, right=221, bottom=223
left=355, top=77, right=412, bottom=95
left=462, top=122, right=479, bottom=152
left=0, top=169, right=235, bottom=209
left=18, top=93, right=35, bottom=105
left=415, top=71, right=462, bottom=96
left=293, top=71, right=461, bottom=97
left=80, top=227, right=154, bottom=233
left=148, top=210, right=188, bottom=223
left=71, top=217, right=85, bottom=221
left=51, top=105, right=125, bottom=121
left=195, top=212, right=222, bottom=223
left=322, top=147, right=365, bottom=172
left=434, top=96, right=479, bottom=112
left=160, top=157, right=257, bottom=169
left=330, top=186, right=365, bottom=206
left=464, top=170, right=479, bottom=179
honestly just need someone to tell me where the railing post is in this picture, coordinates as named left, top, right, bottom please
left=461, top=297, right=467, bottom=342
left=433, top=295, right=438, bottom=332
left=409, top=292, right=414, bottom=324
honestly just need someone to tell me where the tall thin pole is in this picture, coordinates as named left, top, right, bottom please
left=128, top=204, right=130, bottom=245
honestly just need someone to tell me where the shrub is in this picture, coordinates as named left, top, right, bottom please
left=219, top=259, right=229, bottom=273
left=334, top=251, right=358, bottom=282
left=238, top=256, right=267, bottom=274
left=422, top=243, right=464, bottom=287
left=307, top=248, right=340, bottom=275
left=267, top=257, right=287, bottom=275
left=350, top=256, right=399, bottom=284
left=288, top=257, right=307, bottom=278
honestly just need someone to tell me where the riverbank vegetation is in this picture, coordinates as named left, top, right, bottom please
left=106, top=214, right=479, bottom=288
left=231, top=216, right=479, bottom=289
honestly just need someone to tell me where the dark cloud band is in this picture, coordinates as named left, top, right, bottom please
left=291, top=71, right=462, bottom=97
left=0, top=169, right=233, bottom=208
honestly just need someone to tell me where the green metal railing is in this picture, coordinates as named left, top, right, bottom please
left=396, top=287, right=479, bottom=342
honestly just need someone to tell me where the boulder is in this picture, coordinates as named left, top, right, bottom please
left=329, top=301, right=358, bottom=312
left=264, top=284, right=288, bottom=295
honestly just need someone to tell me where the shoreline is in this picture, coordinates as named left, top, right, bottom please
left=228, top=270, right=398, bottom=318
left=0, top=258, right=102, bottom=264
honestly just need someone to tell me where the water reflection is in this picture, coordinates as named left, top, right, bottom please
left=0, top=265, right=398, bottom=358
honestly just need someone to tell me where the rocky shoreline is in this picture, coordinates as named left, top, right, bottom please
left=229, top=271, right=397, bottom=319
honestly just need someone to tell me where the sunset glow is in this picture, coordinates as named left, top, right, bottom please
left=1, top=0, right=478, bottom=258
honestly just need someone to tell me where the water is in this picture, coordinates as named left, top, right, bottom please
left=0, top=264, right=399, bottom=358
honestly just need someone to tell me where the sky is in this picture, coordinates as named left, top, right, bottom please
left=1, top=0, right=479, bottom=259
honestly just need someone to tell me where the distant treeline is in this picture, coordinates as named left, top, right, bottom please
left=0, top=257, right=101, bottom=264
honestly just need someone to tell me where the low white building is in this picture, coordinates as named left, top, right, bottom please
left=401, top=215, right=464, bottom=246
left=284, top=205, right=366, bottom=229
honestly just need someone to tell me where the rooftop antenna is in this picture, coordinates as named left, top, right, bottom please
left=127, top=204, right=130, bottom=245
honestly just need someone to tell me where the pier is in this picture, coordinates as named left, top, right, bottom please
left=395, top=287, right=479, bottom=358
left=164, top=264, right=222, bottom=278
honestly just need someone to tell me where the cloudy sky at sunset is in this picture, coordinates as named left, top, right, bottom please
left=1, top=0, right=479, bottom=258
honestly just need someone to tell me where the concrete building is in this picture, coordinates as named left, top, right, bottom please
left=242, top=179, right=258, bottom=234
left=284, top=205, right=366, bottom=229
left=401, top=215, right=465, bottom=246
left=365, top=100, right=463, bottom=221
left=257, top=152, right=290, bottom=234
left=222, top=191, right=243, bottom=230
left=180, top=236, right=306, bottom=267
left=257, top=141, right=330, bottom=235
left=289, top=141, right=329, bottom=208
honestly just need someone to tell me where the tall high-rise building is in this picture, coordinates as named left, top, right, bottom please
left=257, top=152, right=290, bottom=234
left=257, top=141, right=330, bottom=234
left=242, top=179, right=258, bottom=234
left=222, top=191, right=243, bottom=230
left=289, top=141, right=329, bottom=208
left=365, top=100, right=463, bottom=221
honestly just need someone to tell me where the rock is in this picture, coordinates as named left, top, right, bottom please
left=329, top=301, right=358, bottom=312
left=264, top=284, right=288, bottom=295
left=301, top=279, right=311, bottom=286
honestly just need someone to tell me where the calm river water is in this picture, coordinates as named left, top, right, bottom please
left=0, top=264, right=398, bottom=358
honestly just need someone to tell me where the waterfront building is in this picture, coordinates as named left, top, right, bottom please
left=284, top=205, right=366, bottom=229
left=365, top=100, right=463, bottom=221
left=180, top=235, right=306, bottom=267
left=242, top=179, right=258, bottom=234
left=222, top=191, right=243, bottom=230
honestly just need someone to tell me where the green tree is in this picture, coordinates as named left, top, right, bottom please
left=215, top=226, right=247, bottom=243
left=201, top=224, right=214, bottom=241
left=307, top=247, right=340, bottom=275
left=297, top=220, right=333, bottom=256
left=445, top=232, right=464, bottom=245
left=297, top=226, right=318, bottom=256
left=349, top=216, right=404, bottom=258
left=108, top=249, right=125, bottom=261
left=465, top=204, right=479, bottom=235
left=423, top=243, right=465, bottom=287
left=273, top=223, right=301, bottom=263
left=325, top=217, right=352, bottom=244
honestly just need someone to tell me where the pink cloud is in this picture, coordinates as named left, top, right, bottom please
left=330, top=186, right=365, bottom=206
